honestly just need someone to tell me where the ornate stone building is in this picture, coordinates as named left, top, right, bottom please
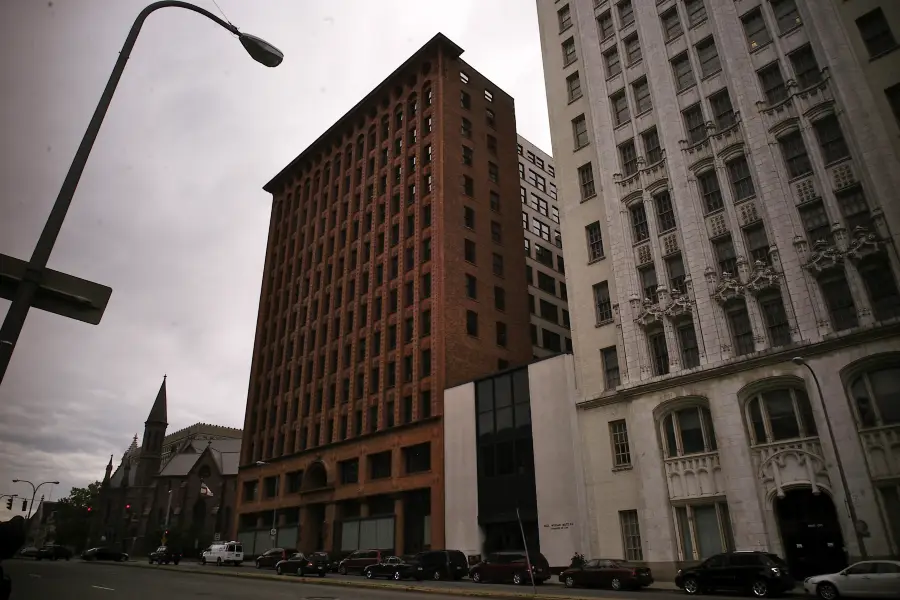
left=88, top=377, right=242, bottom=556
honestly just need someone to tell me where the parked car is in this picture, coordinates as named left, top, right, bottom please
left=18, top=547, right=40, bottom=559
left=148, top=546, right=181, bottom=565
left=36, top=545, right=72, bottom=561
left=803, top=560, right=900, bottom=599
left=559, top=558, right=653, bottom=590
left=364, top=556, right=416, bottom=581
left=255, top=547, right=297, bottom=569
left=81, top=547, right=128, bottom=562
left=409, top=549, right=469, bottom=581
left=338, top=549, right=389, bottom=575
left=675, top=551, right=794, bottom=597
left=327, top=550, right=354, bottom=573
left=274, top=552, right=327, bottom=577
left=200, top=541, right=243, bottom=566
left=469, top=551, right=551, bottom=585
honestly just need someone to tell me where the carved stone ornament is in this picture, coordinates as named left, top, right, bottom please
left=844, top=227, right=882, bottom=263
left=745, top=261, right=781, bottom=295
left=712, top=272, right=745, bottom=305
left=664, top=289, right=693, bottom=318
left=634, top=297, right=665, bottom=328
left=804, top=239, right=844, bottom=276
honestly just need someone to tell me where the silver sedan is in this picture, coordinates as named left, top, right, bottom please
left=803, top=560, right=900, bottom=599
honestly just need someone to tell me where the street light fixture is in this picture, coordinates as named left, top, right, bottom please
left=0, top=1, right=283, bottom=386
left=791, top=356, right=868, bottom=559
left=11, top=479, right=60, bottom=519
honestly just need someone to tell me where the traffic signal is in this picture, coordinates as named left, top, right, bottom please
left=5, top=498, right=11, bottom=511
left=87, top=506, right=92, bottom=513
left=21, top=500, right=26, bottom=512
left=125, top=504, right=131, bottom=510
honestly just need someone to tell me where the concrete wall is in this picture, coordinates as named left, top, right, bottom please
left=443, top=382, right=481, bottom=557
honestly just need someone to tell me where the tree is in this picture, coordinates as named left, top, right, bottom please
left=52, top=482, right=100, bottom=551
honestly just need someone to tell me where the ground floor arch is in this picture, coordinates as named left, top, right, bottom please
left=774, top=487, right=847, bottom=578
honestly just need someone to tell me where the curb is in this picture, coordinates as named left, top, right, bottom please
left=90, top=560, right=627, bottom=599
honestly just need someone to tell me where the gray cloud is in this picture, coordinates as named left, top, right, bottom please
left=0, top=0, right=551, bottom=518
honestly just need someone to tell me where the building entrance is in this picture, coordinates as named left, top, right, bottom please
left=774, top=488, right=847, bottom=579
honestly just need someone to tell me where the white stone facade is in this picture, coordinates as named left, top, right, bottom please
left=536, top=0, right=900, bottom=576
left=518, top=135, right=573, bottom=358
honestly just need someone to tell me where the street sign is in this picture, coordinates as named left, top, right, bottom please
left=0, top=253, right=112, bottom=325
left=269, top=528, right=277, bottom=536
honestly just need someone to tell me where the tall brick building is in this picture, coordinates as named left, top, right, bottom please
left=537, top=0, right=900, bottom=580
left=235, top=33, right=531, bottom=557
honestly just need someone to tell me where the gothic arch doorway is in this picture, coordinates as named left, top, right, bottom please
left=774, top=488, right=846, bottom=579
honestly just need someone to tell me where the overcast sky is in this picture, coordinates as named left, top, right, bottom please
left=0, top=0, right=550, bottom=518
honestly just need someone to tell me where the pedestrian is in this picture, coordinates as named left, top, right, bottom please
left=0, top=516, right=27, bottom=600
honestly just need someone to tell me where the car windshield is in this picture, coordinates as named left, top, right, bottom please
left=763, top=554, right=789, bottom=567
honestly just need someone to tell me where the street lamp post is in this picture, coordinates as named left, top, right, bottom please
left=0, top=1, right=283, bottom=386
left=791, top=357, right=868, bottom=560
left=11, top=480, right=59, bottom=519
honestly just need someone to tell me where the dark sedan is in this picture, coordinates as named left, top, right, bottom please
left=275, top=553, right=328, bottom=577
left=81, top=547, right=128, bottom=562
left=148, top=546, right=181, bottom=565
left=559, top=558, right=654, bottom=590
left=363, top=556, right=417, bottom=581
left=37, top=545, right=72, bottom=561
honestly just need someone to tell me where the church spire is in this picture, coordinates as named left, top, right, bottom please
left=146, top=375, right=168, bottom=425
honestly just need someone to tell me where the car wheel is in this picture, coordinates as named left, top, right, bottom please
left=565, top=576, right=575, bottom=588
left=513, top=572, right=524, bottom=585
left=683, top=577, right=700, bottom=595
left=338, top=565, right=347, bottom=575
left=751, top=580, right=769, bottom=598
left=276, top=565, right=283, bottom=575
left=472, top=571, right=482, bottom=584
left=173, top=560, right=179, bottom=565
left=817, top=582, right=839, bottom=600
left=393, top=571, right=402, bottom=581
left=200, top=557, right=206, bottom=565
left=433, top=569, right=442, bottom=581
left=255, top=559, right=261, bottom=569
left=217, top=558, right=223, bottom=567
left=365, top=570, right=374, bottom=579
left=611, top=577, right=623, bottom=591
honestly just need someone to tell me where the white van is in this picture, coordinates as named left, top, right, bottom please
left=200, top=541, right=243, bottom=566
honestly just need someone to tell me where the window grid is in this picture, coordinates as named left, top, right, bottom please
left=610, top=420, right=632, bottom=466
left=619, top=510, right=644, bottom=561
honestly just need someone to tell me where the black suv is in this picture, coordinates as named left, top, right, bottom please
left=409, top=550, right=469, bottom=581
left=676, top=551, right=794, bottom=597
left=36, top=545, right=72, bottom=561
left=148, top=546, right=181, bottom=565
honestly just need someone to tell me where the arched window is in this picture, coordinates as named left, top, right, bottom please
left=848, top=365, right=900, bottom=428
left=745, top=387, right=817, bottom=445
left=662, top=405, right=718, bottom=457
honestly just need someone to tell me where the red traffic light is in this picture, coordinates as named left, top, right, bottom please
left=87, top=507, right=92, bottom=512
left=125, top=504, right=131, bottom=510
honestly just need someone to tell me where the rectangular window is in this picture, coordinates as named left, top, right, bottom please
left=492, top=253, right=504, bottom=277
left=744, top=224, right=770, bottom=264
left=618, top=0, right=634, bottom=28
left=494, top=286, right=506, bottom=311
left=742, top=8, right=771, bottom=50
left=465, top=238, right=476, bottom=263
left=799, top=200, right=830, bottom=243
left=836, top=187, right=873, bottom=231
left=887, top=84, right=900, bottom=127
left=578, top=163, right=596, bottom=199
left=772, top=0, right=800, bottom=34
left=685, top=0, right=707, bottom=27
left=610, top=420, right=631, bottom=466
left=779, top=130, right=812, bottom=178
left=488, top=162, right=499, bottom=183
left=620, top=139, right=638, bottom=176
left=631, top=202, right=649, bottom=241
left=540, top=299, right=559, bottom=324
left=586, top=221, right=605, bottom=262
left=573, top=114, right=589, bottom=148
left=567, top=71, right=582, bottom=102
left=727, top=302, right=755, bottom=356
left=464, top=205, right=475, bottom=228
left=403, top=442, right=431, bottom=474
left=661, top=8, right=682, bottom=41
left=709, top=89, right=736, bottom=130
left=683, top=103, right=706, bottom=145
left=598, top=10, right=614, bottom=40
left=368, top=451, right=392, bottom=479
left=538, top=271, right=556, bottom=295
left=462, top=145, right=473, bottom=166
left=698, top=170, right=724, bottom=213
left=714, top=235, right=738, bottom=274
left=466, top=310, right=478, bottom=337
left=648, top=330, right=670, bottom=375
left=758, top=62, right=788, bottom=105
left=611, top=90, right=630, bottom=126
left=667, top=254, right=687, bottom=293
left=562, top=37, right=577, bottom=66
left=496, top=322, right=508, bottom=347
left=678, top=322, right=701, bottom=368
left=696, top=37, right=721, bottom=78
left=602, top=346, right=620, bottom=388
left=466, top=274, right=477, bottom=299
left=856, top=8, right=897, bottom=58
left=558, top=3, right=572, bottom=31
left=655, top=190, right=677, bottom=232
left=672, top=53, right=695, bottom=92
left=760, top=294, right=792, bottom=347
left=822, top=272, right=858, bottom=331
left=633, top=78, right=652, bottom=114
left=624, top=34, right=642, bottom=65
left=421, top=348, right=431, bottom=377
left=790, top=45, right=822, bottom=90
left=727, top=155, right=756, bottom=200
left=491, top=220, right=502, bottom=243
left=593, top=282, right=613, bottom=323
left=814, top=115, right=850, bottom=164
left=604, top=47, right=622, bottom=78
left=642, top=127, right=662, bottom=164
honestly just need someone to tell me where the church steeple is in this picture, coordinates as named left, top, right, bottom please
left=103, top=454, right=113, bottom=485
left=146, top=374, right=168, bottom=425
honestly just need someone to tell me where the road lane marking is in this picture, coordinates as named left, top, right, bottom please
left=91, top=585, right=115, bottom=591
